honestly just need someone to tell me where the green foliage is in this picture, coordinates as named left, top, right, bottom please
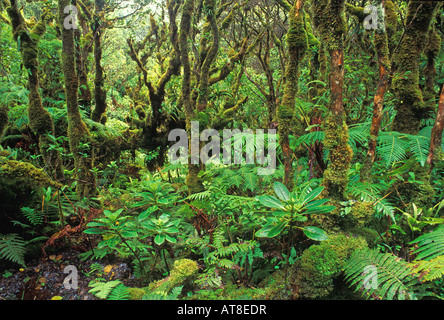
left=344, top=248, right=420, bottom=300
left=88, top=280, right=123, bottom=300
left=0, top=233, right=27, bottom=267
left=410, top=225, right=444, bottom=261
left=254, top=181, right=333, bottom=241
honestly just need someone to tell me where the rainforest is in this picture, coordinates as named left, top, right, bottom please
left=0, top=0, right=443, bottom=303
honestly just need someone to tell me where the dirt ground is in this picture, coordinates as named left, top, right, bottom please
left=0, top=248, right=139, bottom=300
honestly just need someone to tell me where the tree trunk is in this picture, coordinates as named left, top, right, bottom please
left=59, top=0, right=97, bottom=199
left=391, top=1, right=439, bottom=135
left=91, top=0, right=107, bottom=123
left=427, top=84, right=444, bottom=168
left=360, top=0, right=391, bottom=182
left=7, top=1, right=64, bottom=180
left=277, top=0, right=307, bottom=190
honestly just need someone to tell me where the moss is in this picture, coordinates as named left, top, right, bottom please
left=312, top=0, right=346, bottom=52
left=128, top=259, right=198, bottom=299
left=0, top=157, right=62, bottom=190
left=321, top=115, right=353, bottom=200
left=391, top=1, right=439, bottom=134
left=345, top=3, right=366, bottom=23
left=187, top=284, right=266, bottom=300
left=127, top=287, right=146, bottom=300
left=294, top=234, right=367, bottom=299
left=0, top=105, right=8, bottom=138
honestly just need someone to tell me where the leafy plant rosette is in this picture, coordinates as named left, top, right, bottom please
left=254, top=182, right=335, bottom=241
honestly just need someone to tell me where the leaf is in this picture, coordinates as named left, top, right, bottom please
left=302, top=226, right=328, bottom=241
left=154, top=234, right=166, bottom=245
left=301, top=186, right=324, bottom=205
left=267, top=221, right=288, bottom=238
left=273, top=181, right=290, bottom=201
left=257, top=195, right=285, bottom=210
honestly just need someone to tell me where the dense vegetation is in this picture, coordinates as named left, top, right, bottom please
left=0, top=0, right=443, bottom=301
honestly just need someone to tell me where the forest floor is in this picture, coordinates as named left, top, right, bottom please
left=0, top=248, right=140, bottom=300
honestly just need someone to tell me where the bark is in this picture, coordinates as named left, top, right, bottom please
left=360, top=0, right=391, bottom=182
left=427, top=84, right=444, bottom=168
left=278, top=0, right=307, bottom=190
left=313, top=0, right=352, bottom=201
left=59, top=0, right=97, bottom=199
left=91, top=0, right=107, bottom=122
left=6, top=1, right=64, bottom=180
left=391, top=1, right=439, bottom=135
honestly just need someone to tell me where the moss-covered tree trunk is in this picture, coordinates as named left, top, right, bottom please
left=312, top=0, right=352, bottom=201
left=427, top=84, right=444, bottom=168
left=391, top=1, right=439, bottom=134
left=7, top=1, right=64, bottom=180
left=278, top=0, right=308, bottom=190
left=91, top=0, right=107, bottom=123
left=360, top=0, right=391, bottom=182
left=59, top=0, right=97, bottom=199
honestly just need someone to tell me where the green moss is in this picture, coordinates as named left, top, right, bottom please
left=0, top=105, right=8, bottom=138
left=295, top=234, right=367, bottom=299
left=391, top=1, right=439, bottom=134
left=0, top=157, right=62, bottom=190
left=322, top=115, right=353, bottom=200
left=128, top=259, right=198, bottom=299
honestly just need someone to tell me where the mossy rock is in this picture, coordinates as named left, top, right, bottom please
left=259, top=234, right=367, bottom=299
left=127, top=259, right=198, bottom=300
left=294, top=234, right=367, bottom=299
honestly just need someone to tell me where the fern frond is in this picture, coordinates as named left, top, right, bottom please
left=88, top=280, right=122, bottom=299
left=20, top=207, right=44, bottom=226
left=344, top=248, right=419, bottom=300
left=0, top=233, right=27, bottom=267
left=377, top=131, right=408, bottom=167
left=407, top=134, right=429, bottom=167
left=410, top=226, right=444, bottom=261
left=108, top=284, right=130, bottom=300
left=411, top=256, right=444, bottom=282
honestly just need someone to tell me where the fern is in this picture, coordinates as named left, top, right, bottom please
left=20, top=206, right=44, bottom=226
left=108, top=283, right=130, bottom=300
left=411, top=256, right=444, bottom=282
left=410, top=225, right=444, bottom=261
left=88, top=280, right=122, bottom=299
left=344, top=248, right=419, bottom=300
left=0, top=233, right=27, bottom=267
left=377, top=132, right=409, bottom=167
left=143, top=286, right=183, bottom=300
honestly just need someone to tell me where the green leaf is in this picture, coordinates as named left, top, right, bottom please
left=267, top=221, right=288, bottom=238
left=301, top=186, right=324, bottom=205
left=274, top=181, right=290, bottom=201
left=302, top=226, right=328, bottom=241
left=138, top=206, right=158, bottom=221
left=257, top=195, right=285, bottom=210
left=154, top=234, right=166, bottom=245
left=255, top=225, right=274, bottom=238
left=84, top=228, right=106, bottom=235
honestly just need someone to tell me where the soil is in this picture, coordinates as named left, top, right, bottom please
left=0, top=248, right=141, bottom=300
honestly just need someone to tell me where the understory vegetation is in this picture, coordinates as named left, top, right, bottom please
left=0, top=0, right=443, bottom=301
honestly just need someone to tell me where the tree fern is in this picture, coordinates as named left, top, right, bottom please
left=410, top=225, right=444, bottom=261
left=377, top=131, right=409, bottom=167
left=0, top=233, right=27, bottom=267
left=344, top=248, right=419, bottom=300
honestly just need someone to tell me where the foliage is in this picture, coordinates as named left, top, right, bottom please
left=0, top=233, right=27, bottom=267
left=254, top=181, right=333, bottom=241
left=344, top=248, right=420, bottom=300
